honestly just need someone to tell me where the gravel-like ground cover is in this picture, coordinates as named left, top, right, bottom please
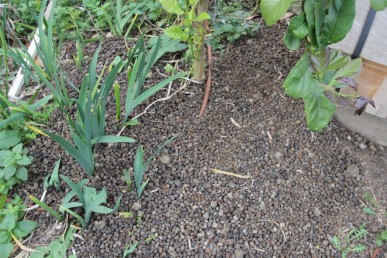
left=13, top=22, right=387, bottom=257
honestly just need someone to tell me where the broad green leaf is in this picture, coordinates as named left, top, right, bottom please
left=4, top=166, right=16, bottom=180
left=0, top=231, right=10, bottom=242
left=284, top=31, right=302, bottom=51
left=13, top=220, right=37, bottom=239
left=91, top=136, right=136, bottom=144
left=289, top=15, right=308, bottom=39
left=283, top=54, right=313, bottom=98
left=304, top=0, right=320, bottom=46
left=16, top=167, right=28, bottom=181
left=334, top=58, right=362, bottom=78
left=370, top=0, right=387, bottom=11
left=194, top=12, right=211, bottom=21
left=0, top=131, right=21, bottom=150
left=160, top=0, right=184, bottom=14
left=304, top=80, right=336, bottom=131
left=326, top=51, right=351, bottom=71
left=320, top=0, right=356, bottom=46
left=261, top=0, right=294, bottom=26
left=0, top=242, right=13, bottom=258
left=165, top=26, right=187, bottom=41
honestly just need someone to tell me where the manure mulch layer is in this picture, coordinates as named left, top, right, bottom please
left=14, top=23, right=387, bottom=257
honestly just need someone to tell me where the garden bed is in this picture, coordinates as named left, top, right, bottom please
left=14, top=23, right=387, bottom=257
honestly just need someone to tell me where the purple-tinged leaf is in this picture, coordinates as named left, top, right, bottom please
left=337, top=77, right=357, bottom=91
left=354, top=97, right=375, bottom=115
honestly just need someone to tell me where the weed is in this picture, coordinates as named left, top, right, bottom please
left=145, top=233, right=159, bottom=243
left=331, top=224, right=367, bottom=258
left=0, top=195, right=37, bottom=258
left=122, top=242, right=138, bottom=258
left=59, top=175, right=121, bottom=227
left=208, top=0, right=260, bottom=50
left=0, top=142, right=33, bottom=195
left=132, top=135, right=177, bottom=198
left=136, top=211, right=143, bottom=226
left=30, top=224, right=78, bottom=258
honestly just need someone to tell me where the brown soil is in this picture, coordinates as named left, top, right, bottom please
left=12, top=22, right=387, bottom=257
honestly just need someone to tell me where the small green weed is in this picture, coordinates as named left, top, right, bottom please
left=331, top=224, right=367, bottom=258
left=0, top=195, right=37, bottom=258
left=30, top=224, right=78, bottom=258
left=208, top=0, right=260, bottom=50
left=122, top=242, right=138, bottom=258
left=0, top=142, right=32, bottom=195
left=59, top=176, right=121, bottom=227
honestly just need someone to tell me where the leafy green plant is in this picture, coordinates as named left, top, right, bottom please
left=122, top=35, right=183, bottom=122
left=0, top=142, right=32, bottom=195
left=207, top=0, right=260, bottom=50
left=331, top=224, right=367, bottom=258
left=160, top=0, right=210, bottom=80
left=30, top=224, right=78, bottom=258
left=132, top=135, right=177, bottom=198
left=0, top=195, right=37, bottom=258
left=259, top=0, right=381, bottom=131
left=59, top=175, right=121, bottom=227
left=11, top=0, right=136, bottom=176
left=89, top=0, right=143, bottom=37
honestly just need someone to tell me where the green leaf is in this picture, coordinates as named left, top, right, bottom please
left=348, top=244, right=366, bottom=252
left=289, top=15, right=308, bottom=38
left=283, top=54, right=313, bottom=98
left=194, top=12, right=211, bottom=21
left=284, top=31, right=302, bottom=51
left=363, top=207, right=376, bottom=215
left=326, top=50, right=351, bottom=71
left=123, top=119, right=139, bottom=127
left=13, top=220, right=37, bottom=239
left=165, top=26, right=188, bottom=41
left=91, top=136, right=136, bottom=145
left=304, top=80, right=336, bottom=131
left=134, top=145, right=146, bottom=198
left=0, top=231, right=10, bottom=242
left=283, top=55, right=336, bottom=130
left=376, top=236, right=383, bottom=247
left=44, top=157, right=61, bottom=189
left=0, top=131, right=21, bottom=150
left=12, top=143, right=23, bottom=155
left=334, top=58, right=362, bottom=78
left=4, top=166, right=16, bottom=180
left=261, top=0, right=294, bottom=26
left=320, top=0, right=356, bottom=46
left=16, top=156, right=32, bottom=166
left=0, top=242, right=13, bottom=258
left=15, top=167, right=28, bottom=181
left=331, top=236, right=341, bottom=249
left=160, top=0, right=184, bottom=14
left=370, top=0, right=387, bottom=11
left=123, top=242, right=138, bottom=258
